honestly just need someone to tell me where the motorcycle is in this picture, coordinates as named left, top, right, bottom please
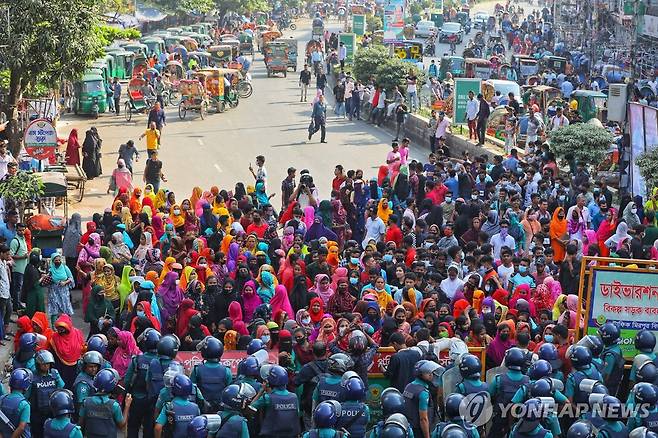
left=237, top=73, right=253, bottom=98
left=278, top=17, right=297, bottom=31
left=91, top=96, right=99, bottom=119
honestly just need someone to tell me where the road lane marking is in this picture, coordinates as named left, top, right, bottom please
left=197, top=138, right=204, bottom=146
left=214, top=163, right=223, bottom=173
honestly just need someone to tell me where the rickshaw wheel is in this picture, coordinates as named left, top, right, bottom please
left=238, top=81, right=253, bottom=98
left=169, top=90, right=181, bottom=106
left=124, top=103, right=132, bottom=122
left=200, top=102, right=208, bottom=120
left=229, top=95, right=239, bottom=109
left=178, top=102, right=187, bottom=119
left=217, top=101, right=226, bottom=113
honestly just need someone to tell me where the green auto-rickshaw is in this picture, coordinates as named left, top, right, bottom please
left=123, top=42, right=148, bottom=56
left=141, top=37, right=166, bottom=56
left=73, top=73, right=107, bottom=115
left=438, top=56, right=465, bottom=80
left=105, top=49, right=135, bottom=80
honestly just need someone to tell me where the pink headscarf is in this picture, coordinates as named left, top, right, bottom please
left=331, top=267, right=348, bottom=291
left=270, top=284, right=294, bottom=319
left=303, top=206, right=315, bottom=231
left=228, top=301, right=249, bottom=336
left=241, top=280, right=262, bottom=323
left=543, top=277, right=562, bottom=302
left=111, top=330, right=141, bottom=377
left=583, top=229, right=598, bottom=256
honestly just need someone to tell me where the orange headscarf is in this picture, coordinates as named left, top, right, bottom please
left=549, top=207, right=568, bottom=262
left=129, top=188, right=143, bottom=216
left=146, top=270, right=161, bottom=289
left=190, top=187, right=202, bottom=209
left=159, top=257, right=176, bottom=283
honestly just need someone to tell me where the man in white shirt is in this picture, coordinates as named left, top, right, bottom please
left=0, top=244, right=11, bottom=336
left=464, top=91, right=479, bottom=141
left=338, top=42, right=347, bottom=69
left=435, top=111, right=452, bottom=141
left=549, top=106, right=570, bottom=131
left=0, top=141, right=16, bottom=181
left=440, top=264, right=464, bottom=300
left=566, top=194, right=590, bottom=239
left=362, top=207, right=386, bottom=248
left=490, top=219, right=516, bottom=259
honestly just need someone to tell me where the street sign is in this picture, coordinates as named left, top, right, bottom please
left=453, top=78, right=481, bottom=124
left=23, top=118, right=57, bottom=160
left=339, top=33, right=357, bottom=63
left=352, top=14, right=366, bottom=36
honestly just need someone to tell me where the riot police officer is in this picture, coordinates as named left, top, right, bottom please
left=456, top=354, right=488, bottom=396
left=251, top=364, right=302, bottom=438
left=630, top=330, right=657, bottom=384
left=513, top=360, right=555, bottom=403
left=404, top=359, right=444, bottom=438
left=187, top=414, right=223, bottom=438
left=528, top=378, right=562, bottom=436
left=336, top=372, right=370, bottom=438
left=595, top=396, right=629, bottom=438
left=246, top=338, right=267, bottom=355
left=566, top=420, right=594, bottom=438
left=12, top=332, right=38, bottom=372
left=190, top=336, right=232, bottom=413
left=216, top=384, right=253, bottom=438
left=154, top=374, right=201, bottom=438
left=235, top=355, right=263, bottom=392
left=43, top=389, right=83, bottom=438
left=147, top=334, right=181, bottom=403
left=125, top=327, right=160, bottom=438
left=509, top=398, right=554, bottom=438
left=370, top=388, right=411, bottom=438
left=155, top=361, right=206, bottom=417
left=580, top=335, right=606, bottom=376
left=489, top=347, right=530, bottom=437
left=303, top=400, right=346, bottom=438
left=565, top=345, right=603, bottom=405
left=313, top=352, right=354, bottom=406
left=29, top=350, right=65, bottom=436
left=600, top=323, right=625, bottom=396
left=628, top=360, right=658, bottom=408
left=431, top=394, right=479, bottom=438
left=76, top=334, right=110, bottom=372
left=627, top=382, right=658, bottom=432
left=0, top=368, right=32, bottom=438
left=73, top=351, right=103, bottom=417
left=79, top=368, right=132, bottom=438
left=381, top=414, right=417, bottom=438
left=537, top=343, right=564, bottom=381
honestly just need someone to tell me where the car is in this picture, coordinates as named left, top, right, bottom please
left=439, top=22, right=464, bottom=43
left=415, top=20, right=438, bottom=38
left=473, top=12, right=489, bottom=29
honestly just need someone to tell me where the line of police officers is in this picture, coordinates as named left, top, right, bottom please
left=1, top=321, right=658, bottom=438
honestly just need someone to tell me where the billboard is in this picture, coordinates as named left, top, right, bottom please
left=453, top=78, right=482, bottom=124
left=383, top=0, right=406, bottom=42
left=339, top=33, right=357, bottom=63
left=629, top=103, right=658, bottom=197
left=352, top=14, right=366, bottom=36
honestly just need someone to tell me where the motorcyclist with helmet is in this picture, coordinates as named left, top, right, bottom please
left=404, top=359, right=444, bottom=438
left=313, top=352, right=354, bottom=407
left=73, top=351, right=104, bottom=417
left=431, top=393, right=479, bottom=438
left=79, top=368, right=132, bottom=438
left=456, top=354, right=489, bottom=396
left=336, top=372, right=370, bottom=438
left=250, top=364, right=302, bottom=438
left=630, top=330, right=657, bottom=384
left=190, top=336, right=232, bottom=413
left=154, top=374, right=200, bottom=438
left=370, top=388, right=413, bottom=438
left=303, top=400, right=346, bottom=438
left=0, top=368, right=33, bottom=438
left=43, top=389, right=83, bottom=438
left=489, top=347, right=530, bottom=436
left=124, top=327, right=161, bottom=438
left=28, top=349, right=65, bottom=436
left=599, top=322, right=625, bottom=396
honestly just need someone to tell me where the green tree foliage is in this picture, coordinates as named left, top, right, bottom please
left=0, top=171, right=44, bottom=220
left=636, top=148, right=658, bottom=195
left=216, top=0, right=269, bottom=15
left=352, top=46, right=388, bottom=84
left=366, top=14, right=383, bottom=32
left=95, top=25, right=142, bottom=48
left=548, top=123, right=614, bottom=167
left=353, top=46, right=425, bottom=92
left=152, top=0, right=215, bottom=14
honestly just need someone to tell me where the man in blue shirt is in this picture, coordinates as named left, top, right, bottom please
left=147, top=101, right=166, bottom=131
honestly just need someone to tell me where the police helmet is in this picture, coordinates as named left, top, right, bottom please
left=172, top=374, right=193, bottom=397
left=600, top=395, right=624, bottom=420
left=19, top=332, right=38, bottom=352
left=634, top=382, right=658, bottom=405
left=348, top=332, right=367, bottom=353
left=93, top=368, right=120, bottom=393
left=267, top=365, right=288, bottom=388
left=537, top=343, right=561, bottom=368
left=458, top=354, right=481, bottom=379
left=87, top=334, right=108, bottom=355
left=578, top=334, right=604, bottom=358
left=569, top=345, right=592, bottom=370
left=164, top=361, right=185, bottom=388
left=529, top=377, right=553, bottom=397
left=441, top=424, right=469, bottom=438
left=246, top=338, right=267, bottom=355
left=638, top=361, right=658, bottom=384
left=598, top=322, right=620, bottom=346
left=567, top=420, right=594, bottom=438
left=516, top=398, right=546, bottom=433
left=528, top=359, right=553, bottom=380
left=137, top=328, right=161, bottom=352
left=35, top=349, right=55, bottom=365
left=187, top=414, right=222, bottom=438
left=9, top=368, right=33, bottom=391
left=240, top=356, right=261, bottom=377
left=504, top=347, right=526, bottom=371
left=636, top=330, right=657, bottom=353
left=82, top=350, right=104, bottom=367
left=327, top=353, right=354, bottom=374
left=222, top=383, right=256, bottom=411
left=314, top=400, right=341, bottom=428
left=381, top=388, right=406, bottom=416
left=49, top=389, right=75, bottom=417
left=341, top=373, right=366, bottom=401
left=414, top=359, right=444, bottom=381
left=445, top=393, right=466, bottom=419
left=197, top=336, right=224, bottom=360
left=630, top=427, right=658, bottom=438
left=381, top=413, right=410, bottom=438
left=157, top=334, right=180, bottom=359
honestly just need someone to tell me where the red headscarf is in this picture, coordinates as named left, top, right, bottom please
left=32, top=312, right=54, bottom=350
left=65, top=129, right=80, bottom=166
left=229, top=301, right=249, bottom=336
left=80, top=222, right=97, bottom=245
left=50, top=315, right=84, bottom=366
left=130, top=300, right=161, bottom=332
left=492, top=288, right=509, bottom=306
left=176, top=299, right=198, bottom=338
left=453, top=299, right=470, bottom=319
left=14, top=316, right=33, bottom=351
left=308, top=297, right=325, bottom=324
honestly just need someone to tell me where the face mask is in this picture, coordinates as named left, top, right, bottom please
left=388, top=201, right=393, bottom=209
left=339, top=327, right=347, bottom=336
left=137, top=310, right=145, bottom=318
left=446, top=197, right=452, bottom=203
left=350, top=257, right=360, bottom=265
left=349, top=277, right=358, bottom=285
left=295, top=337, right=306, bottom=345
left=261, top=335, right=271, bottom=344
left=632, top=208, right=638, bottom=214
left=558, top=195, right=566, bottom=202
left=499, top=332, right=510, bottom=341
left=471, top=194, right=479, bottom=200
left=519, top=265, right=527, bottom=273
left=423, top=260, right=431, bottom=267
left=438, top=332, right=449, bottom=338
left=174, top=209, right=181, bottom=215
left=383, top=254, right=393, bottom=262
left=482, top=307, right=491, bottom=314
left=544, top=334, right=554, bottom=343
left=301, top=317, right=311, bottom=325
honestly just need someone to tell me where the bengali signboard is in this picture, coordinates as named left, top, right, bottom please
left=384, top=0, right=407, bottom=42
left=352, top=14, right=366, bottom=36
left=453, top=78, right=482, bottom=124
left=586, top=268, right=658, bottom=359
left=23, top=118, right=58, bottom=160
left=176, top=349, right=279, bottom=374
left=339, top=33, right=357, bottom=63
